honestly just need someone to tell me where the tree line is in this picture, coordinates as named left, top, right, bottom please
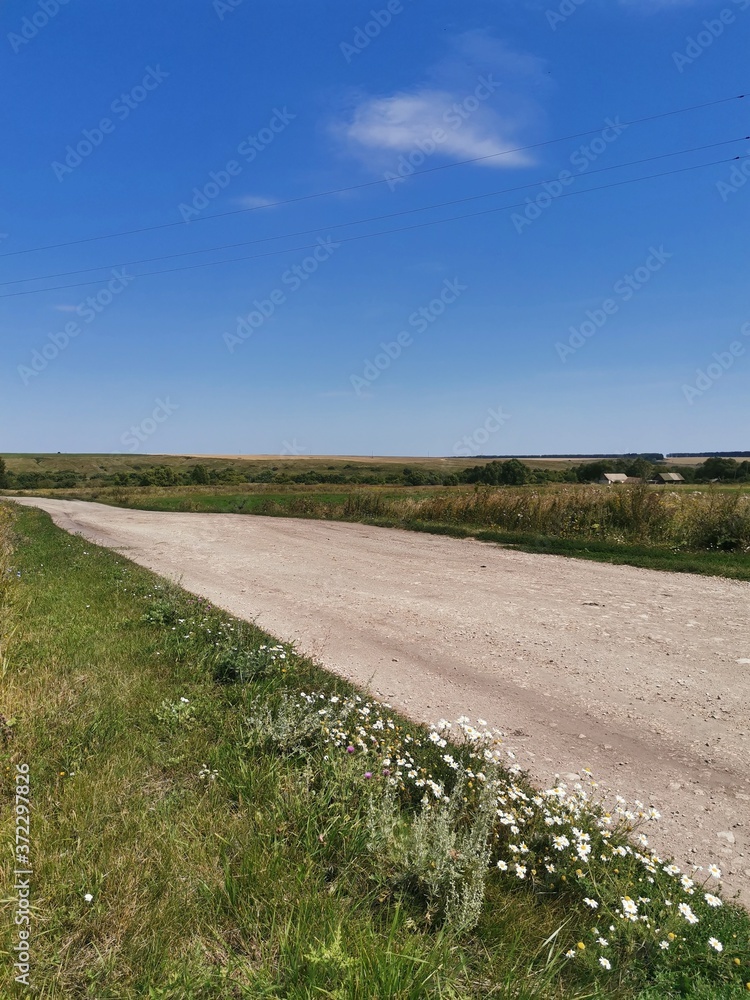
left=1, top=455, right=749, bottom=491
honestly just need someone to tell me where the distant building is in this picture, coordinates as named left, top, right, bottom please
left=653, top=472, right=685, bottom=484
left=599, top=473, right=629, bottom=485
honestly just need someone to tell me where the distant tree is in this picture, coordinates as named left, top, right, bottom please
left=403, top=469, right=430, bottom=485
left=460, top=459, right=531, bottom=486
left=151, top=465, right=180, bottom=486
left=461, top=462, right=501, bottom=485
left=575, top=460, right=614, bottom=482
left=293, top=471, right=324, bottom=484
left=498, top=458, right=530, bottom=486
left=0, top=457, right=8, bottom=489
left=623, top=457, right=654, bottom=480
left=53, top=473, right=79, bottom=489
left=698, top=457, right=739, bottom=481
left=189, top=464, right=210, bottom=485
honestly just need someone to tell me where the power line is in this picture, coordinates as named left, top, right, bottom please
left=2, top=136, right=744, bottom=288
left=1, top=153, right=744, bottom=301
left=0, top=93, right=744, bottom=260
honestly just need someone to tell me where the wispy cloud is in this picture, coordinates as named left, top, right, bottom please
left=344, top=89, right=533, bottom=168
left=335, top=31, right=550, bottom=172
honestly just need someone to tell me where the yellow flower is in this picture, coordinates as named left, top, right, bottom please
left=577, top=942, right=586, bottom=951
left=667, top=933, right=676, bottom=941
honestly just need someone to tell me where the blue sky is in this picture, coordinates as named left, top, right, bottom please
left=1, top=0, right=748, bottom=457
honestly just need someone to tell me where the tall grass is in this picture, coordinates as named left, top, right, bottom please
left=393, top=486, right=750, bottom=549
left=339, top=486, right=750, bottom=552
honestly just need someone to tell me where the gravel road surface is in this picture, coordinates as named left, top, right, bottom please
left=14, top=497, right=750, bottom=906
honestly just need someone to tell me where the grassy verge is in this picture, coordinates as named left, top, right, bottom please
left=375, top=520, right=750, bottom=581
left=1, top=504, right=749, bottom=998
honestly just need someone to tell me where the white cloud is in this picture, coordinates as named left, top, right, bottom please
left=336, top=32, right=549, bottom=172
left=344, top=89, right=533, bottom=169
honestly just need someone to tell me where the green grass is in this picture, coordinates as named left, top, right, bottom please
left=1, top=504, right=749, bottom=998
left=381, top=520, right=750, bottom=581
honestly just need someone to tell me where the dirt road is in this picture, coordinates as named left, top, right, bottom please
left=14, top=498, right=750, bottom=905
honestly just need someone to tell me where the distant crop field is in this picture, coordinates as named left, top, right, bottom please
left=0, top=453, right=483, bottom=476
left=0, top=451, right=697, bottom=476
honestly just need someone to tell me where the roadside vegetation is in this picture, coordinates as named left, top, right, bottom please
left=1, top=503, right=749, bottom=997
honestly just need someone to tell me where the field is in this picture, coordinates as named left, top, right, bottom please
left=5, top=452, right=750, bottom=481
left=2, top=502, right=750, bottom=998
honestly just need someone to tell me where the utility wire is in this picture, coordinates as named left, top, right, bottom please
left=0, top=93, right=744, bottom=260
left=2, top=154, right=745, bottom=300
left=2, top=136, right=745, bottom=288
left=2, top=153, right=746, bottom=301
